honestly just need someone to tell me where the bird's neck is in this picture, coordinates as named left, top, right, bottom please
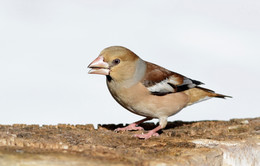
left=107, top=58, right=147, bottom=89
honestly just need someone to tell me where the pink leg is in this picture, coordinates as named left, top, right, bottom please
left=133, top=125, right=162, bottom=139
left=114, top=117, right=152, bottom=132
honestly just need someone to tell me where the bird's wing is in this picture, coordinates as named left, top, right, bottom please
left=142, top=62, right=203, bottom=96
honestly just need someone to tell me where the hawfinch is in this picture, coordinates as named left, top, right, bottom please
left=88, top=46, right=230, bottom=139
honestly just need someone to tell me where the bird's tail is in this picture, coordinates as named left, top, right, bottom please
left=196, top=87, right=232, bottom=99
left=184, top=86, right=232, bottom=106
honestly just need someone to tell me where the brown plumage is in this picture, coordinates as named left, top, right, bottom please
left=88, top=46, right=231, bottom=139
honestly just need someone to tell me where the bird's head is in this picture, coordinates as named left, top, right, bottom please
left=88, top=46, right=140, bottom=81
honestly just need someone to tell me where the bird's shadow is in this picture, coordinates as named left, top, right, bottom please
left=99, top=120, right=194, bottom=134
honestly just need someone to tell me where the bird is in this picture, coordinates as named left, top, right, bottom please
left=88, top=46, right=231, bottom=139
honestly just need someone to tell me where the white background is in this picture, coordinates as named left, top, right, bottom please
left=0, top=0, right=259, bottom=127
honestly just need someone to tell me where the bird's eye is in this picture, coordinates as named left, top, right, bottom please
left=112, top=59, right=120, bottom=65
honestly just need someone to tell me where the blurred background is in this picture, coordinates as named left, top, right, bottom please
left=0, top=0, right=259, bottom=127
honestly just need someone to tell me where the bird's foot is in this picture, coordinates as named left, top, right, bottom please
left=133, top=132, right=159, bottom=139
left=114, top=123, right=144, bottom=132
left=133, top=125, right=162, bottom=139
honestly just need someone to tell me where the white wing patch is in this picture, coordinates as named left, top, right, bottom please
left=147, top=78, right=174, bottom=93
left=145, top=74, right=202, bottom=95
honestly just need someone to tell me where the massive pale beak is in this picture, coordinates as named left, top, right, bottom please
left=88, top=56, right=110, bottom=75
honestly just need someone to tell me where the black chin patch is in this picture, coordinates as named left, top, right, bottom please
left=106, top=75, right=112, bottom=82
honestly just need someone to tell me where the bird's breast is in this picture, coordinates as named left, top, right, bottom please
left=106, top=79, right=190, bottom=118
left=106, top=80, right=150, bottom=115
